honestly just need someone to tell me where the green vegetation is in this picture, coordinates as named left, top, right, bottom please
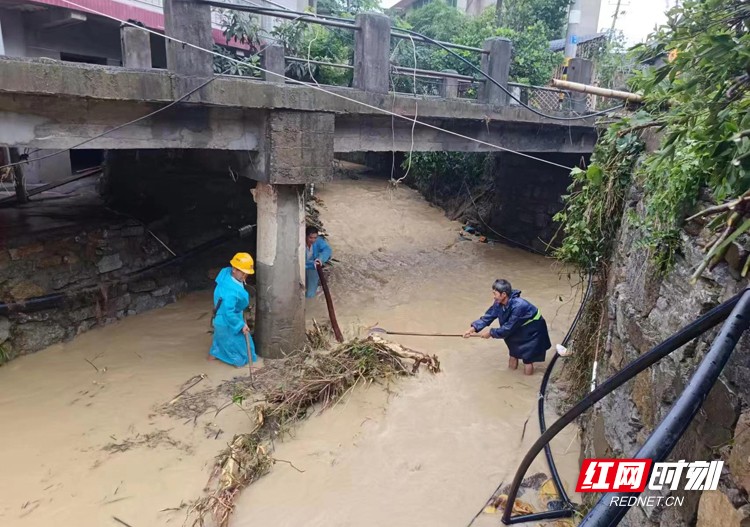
left=553, top=123, right=644, bottom=272
left=555, top=0, right=750, bottom=279
left=0, top=344, right=9, bottom=366
left=213, top=0, right=563, bottom=89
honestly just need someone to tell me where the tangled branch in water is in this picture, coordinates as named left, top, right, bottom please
left=187, top=329, right=440, bottom=527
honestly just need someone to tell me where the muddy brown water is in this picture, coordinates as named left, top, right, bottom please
left=0, top=177, right=582, bottom=527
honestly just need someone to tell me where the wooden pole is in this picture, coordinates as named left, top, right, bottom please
left=8, top=148, right=29, bottom=204
left=316, top=262, right=343, bottom=343
left=552, top=78, right=643, bottom=103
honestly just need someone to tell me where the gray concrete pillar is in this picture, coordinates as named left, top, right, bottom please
left=508, top=85, right=522, bottom=106
left=252, top=182, right=306, bottom=358
left=163, top=0, right=213, bottom=77
left=478, top=37, right=512, bottom=106
left=566, top=58, right=594, bottom=114
left=439, top=70, right=458, bottom=99
left=246, top=110, right=334, bottom=358
left=353, top=13, right=391, bottom=94
left=120, top=25, right=152, bottom=69
left=261, top=44, right=285, bottom=83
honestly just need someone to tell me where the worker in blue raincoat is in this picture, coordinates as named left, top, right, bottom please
left=209, top=252, right=258, bottom=367
left=305, top=226, right=332, bottom=298
left=464, top=279, right=551, bottom=375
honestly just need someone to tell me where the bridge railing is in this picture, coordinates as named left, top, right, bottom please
left=127, top=2, right=609, bottom=117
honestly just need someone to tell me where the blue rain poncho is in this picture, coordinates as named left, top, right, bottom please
left=304, top=237, right=332, bottom=298
left=209, top=267, right=257, bottom=366
left=471, top=289, right=551, bottom=364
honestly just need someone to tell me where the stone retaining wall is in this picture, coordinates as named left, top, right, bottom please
left=576, top=182, right=750, bottom=527
left=0, top=220, right=186, bottom=362
left=0, top=149, right=259, bottom=363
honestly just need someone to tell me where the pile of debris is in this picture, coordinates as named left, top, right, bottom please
left=458, top=224, right=490, bottom=244
left=188, top=326, right=440, bottom=527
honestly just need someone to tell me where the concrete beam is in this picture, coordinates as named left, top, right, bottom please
left=120, top=25, right=152, bottom=69
left=262, top=111, right=334, bottom=184
left=333, top=115, right=596, bottom=153
left=353, top=13, right=390, bottom=94
left=163, top=0, right=213, bottom=78
left=0, top=99, right=263, bottom=150
left=479, top=38, right=512, bottom=106
left=0, top=94, right=595, bottom=153
left=252, top=182, right=306, bottom=359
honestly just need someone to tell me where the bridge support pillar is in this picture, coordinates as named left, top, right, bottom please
left=120, top=25, right=152, bottom=69
left=262, top=44, right=286, bottom=83
left=252, top=182, right=307, bottom=359
left=353, top=13, right=391, bottom=94
left=566, top=58, right=594, bottom=114
left=250, top=110, right=334, bottom=359
left=479, top=37, right=512, bottom=106
left=164, top=0, right=213, bottom=78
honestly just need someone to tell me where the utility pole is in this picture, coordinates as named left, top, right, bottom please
left=609, top=0, right=622, bottom=36
left=8, top=148, right=29, bottom=204
left=563, top=0, right=583, bottom=58
left=494, top=0, right=504, bottom=27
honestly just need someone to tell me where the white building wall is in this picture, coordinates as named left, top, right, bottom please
left=0, top=10, right=28, bottom=58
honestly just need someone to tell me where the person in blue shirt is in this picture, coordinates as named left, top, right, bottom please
left=305, top=226, right=332, bottom=298
left=463, top=279, right=551, bottom=375
left=208, top=252, right=258, bottom=367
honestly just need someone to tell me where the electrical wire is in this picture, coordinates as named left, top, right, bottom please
left=0, top=75, right=221, bottom=172
left=462, top=181, right=547, bottom=255
left=392, top=33, right=418, bottom=185
left=3, top=0, right=577, bottom=173
left=397, top=27, right=626, bottom=121
left=0, top=38, right=276, bottom=173
left=204, top=0, right=628, bottom=121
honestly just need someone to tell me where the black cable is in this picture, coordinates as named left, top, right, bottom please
left=500, top=291, right=743, bottom=524
left=206, top=0, right=628, bottom=122
left=203, top=0, right=356, bottom=24
left=580, top=288, right=750, bottom=526
left=0, top=37, right=278, bottom=174
left=465, top=275, right=593, bottom=527
left=532, top=274, right=594, bottom=513
left=461, top=181, right=547, bottom=255
left=397, top=27, right=627, bottom=122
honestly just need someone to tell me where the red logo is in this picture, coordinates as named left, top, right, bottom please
left=576, top=459, right=653, bottom=492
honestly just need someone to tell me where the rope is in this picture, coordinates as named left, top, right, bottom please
left=0, top=0, right=578, bottom=173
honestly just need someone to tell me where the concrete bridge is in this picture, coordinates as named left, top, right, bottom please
left=0, top=3, right=600, bottom=358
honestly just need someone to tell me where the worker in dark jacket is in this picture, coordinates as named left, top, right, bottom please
left=464, top=279, right=551, bottom=375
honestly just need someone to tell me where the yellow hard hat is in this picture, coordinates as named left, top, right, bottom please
left=230, top=252, right=255, bottom=275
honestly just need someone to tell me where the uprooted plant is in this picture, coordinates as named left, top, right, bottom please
left=187, top=328, right=440, bottom=527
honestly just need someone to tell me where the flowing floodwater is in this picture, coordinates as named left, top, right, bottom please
left=0, top=175, right=581, bottom=527
left=236, top=176, right=582, bottom=527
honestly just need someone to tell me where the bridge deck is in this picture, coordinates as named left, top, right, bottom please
left=0, top=57, right=597, bottom=153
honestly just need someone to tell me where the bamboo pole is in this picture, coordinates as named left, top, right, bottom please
left=552, top=79, right=643, bottom=103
